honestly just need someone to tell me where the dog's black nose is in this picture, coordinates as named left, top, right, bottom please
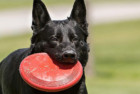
left=62, top=50, right=76, bottom=63
left=63, top=51, right=76, bottom=59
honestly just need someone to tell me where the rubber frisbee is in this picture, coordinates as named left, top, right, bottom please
left=19, top=53, right=83, bottom=92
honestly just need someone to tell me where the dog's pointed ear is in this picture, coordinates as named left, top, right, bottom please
left=32, top=0, right=51, bottom=30
left=70, top=0, right=87, bottom=25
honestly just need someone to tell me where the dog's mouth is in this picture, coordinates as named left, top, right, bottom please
left=56, top=55, right=77, bottom=64
left=61, top=58, right=77, bottom=64
left=48, top=52, right=77, bottom=64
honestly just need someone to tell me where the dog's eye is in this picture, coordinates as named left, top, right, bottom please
left=50, top=36, right=58, bottom=41
left=72, top=37, right=78, bottom=42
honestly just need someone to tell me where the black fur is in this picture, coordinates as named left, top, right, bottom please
left=0, top=0, right=89, bottom=94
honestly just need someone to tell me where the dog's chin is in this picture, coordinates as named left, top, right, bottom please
left=59, top=59, right=77, bottom=64
left=54, top=57, right=77, bottom=64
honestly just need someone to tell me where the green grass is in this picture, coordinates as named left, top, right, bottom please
left=0, top=19, right=140, bottom=93
left=0, top=33, right=32, bottom=61
left=86, top=19, right=140, bottom=94
left=0, top=0, right=140, bottom=10
left=93, top=20, right=140, bottom=80
left=87, top=78, right=140, bottom=94
left=0, top=0, right=74, bottom=10
left=93, top=0, right=140, bottom=3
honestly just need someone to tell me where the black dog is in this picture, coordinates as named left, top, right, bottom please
left=0, top=0, right=89, bottom=94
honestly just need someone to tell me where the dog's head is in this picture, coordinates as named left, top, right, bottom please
left=30, top=0, right=89, bottom=67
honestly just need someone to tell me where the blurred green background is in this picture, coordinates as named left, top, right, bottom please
left=0, top=0, right=140, bottom=10
left=0, top=0, right=140, bottom=94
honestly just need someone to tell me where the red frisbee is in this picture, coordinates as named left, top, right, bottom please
left=19, top=53, right=83, bottom=92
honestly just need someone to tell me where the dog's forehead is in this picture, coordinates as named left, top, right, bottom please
left=46, top=20, right=77, bottom=34
left=49, top=20, right=76, bottom=27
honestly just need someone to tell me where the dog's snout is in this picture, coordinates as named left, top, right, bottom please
left=63, top=51, right=76, bottom=59
left=62, top=50, right=77, bottom=63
